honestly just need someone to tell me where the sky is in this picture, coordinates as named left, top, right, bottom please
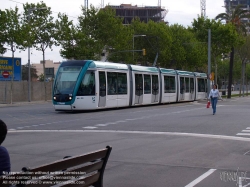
left=2, top=0, right=225, bottom=65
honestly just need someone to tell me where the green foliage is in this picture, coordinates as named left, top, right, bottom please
left=169, top=24, right=207, bottom=71
left=22, top=64, right=38, bottom=81
left=0, top=10, right=7, bottom=54
left=2, top=7, right=23, bottom=54
left=191, top=16, right=239, bottom=58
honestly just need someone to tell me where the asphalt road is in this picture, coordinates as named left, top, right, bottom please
left=1, top=97, right=250, bottom=187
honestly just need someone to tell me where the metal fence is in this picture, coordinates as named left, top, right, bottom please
left=0, top=81, right=52, bottom=103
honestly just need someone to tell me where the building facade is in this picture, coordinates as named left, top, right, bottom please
left=32, top=60, right=61, bottom=81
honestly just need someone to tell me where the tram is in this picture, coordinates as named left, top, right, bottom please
left=52, top=60, right=207, bottom=111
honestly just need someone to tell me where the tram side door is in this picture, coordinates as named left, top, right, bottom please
left=151, top=75, right=159, bottom=103
left=180, top=77, right=185, bottom=100
left=135, top=74, right=143, bottom=104
left=190, top=77, right=194, bottom=100
left=98, top=71, right=106, bottom=107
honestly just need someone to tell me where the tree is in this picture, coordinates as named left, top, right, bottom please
left=3, top=7, right=23, bottom=104
left=235, top=35, right=250, bottom=95
left=129, top=19, right=172, bottom=67
left=55, top=13, right=79, bottom=59
left=22, top=64, right=38, bottom=81
left=191, top=16, right=240, bottom=87
left=215, top=4, right=250, bottom=98
left=0, top=10, right=7, bottom=54
left=23, top=1, right=57, bottom=101
left=169, top=23, right=207, bottom=71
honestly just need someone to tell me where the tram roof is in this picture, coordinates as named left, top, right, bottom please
left=194, top=72, right=207, bottom=78
left=176, top=70, right=195, bottom=76
left=89, top=61, right=129, bottom=70
left=159, top=68, right=176, bottom=75
left=130, top=65, right=158, bottom=73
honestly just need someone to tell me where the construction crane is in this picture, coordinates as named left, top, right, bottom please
left=200, top=0, right=206, bottom=17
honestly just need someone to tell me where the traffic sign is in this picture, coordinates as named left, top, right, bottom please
left=2, top=71, right=9, bottom=78
left=210, top=72, right=214, bottom=81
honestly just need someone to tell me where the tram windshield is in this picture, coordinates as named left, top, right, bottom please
left=53, top=66, right=82, bottom=95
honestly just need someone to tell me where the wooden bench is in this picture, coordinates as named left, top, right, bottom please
left=0, top=146, right=112, bottom=187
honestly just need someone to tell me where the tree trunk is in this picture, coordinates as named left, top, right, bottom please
left=11, top=50, right=14, bottom=104
left=227, top=47, right=234, bottom=99
left=43, top=50, right=47, bottom=101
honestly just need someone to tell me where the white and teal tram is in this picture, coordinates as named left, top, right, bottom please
left=52, top=60, right=207, bottom=111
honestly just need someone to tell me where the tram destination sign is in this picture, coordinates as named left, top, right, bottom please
left=0, top=57, right=21, bottom=81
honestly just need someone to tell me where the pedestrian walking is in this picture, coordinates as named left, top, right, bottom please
left=208, top=84, right=223, bottom=115
left=0, top=119, right=10, bottom=175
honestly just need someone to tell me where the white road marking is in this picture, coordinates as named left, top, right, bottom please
left=82, top=126, right=97, bottom=129
left=184, top=169, right=216, bottom=187
left=246, top=127, right=250, bottom=130
left=244, top=150, right=250, bottom=155
left=242, top=130, right=250, bottom=132
left=237, top=133, right=250, bottom=136
left=95, top=124, right=108, bottom=127
left=106, top=122, right=117, bottom=125
left=8, top=130, right=250, bottom=142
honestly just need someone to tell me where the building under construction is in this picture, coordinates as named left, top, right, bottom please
left=223, top=0, right=250, bottom=31
left=105, top=4, right=168, bottom=24
left=224, top=0, right=250, bottom=10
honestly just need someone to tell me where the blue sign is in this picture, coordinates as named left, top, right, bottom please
left=0, top=57, right=21, bottom=81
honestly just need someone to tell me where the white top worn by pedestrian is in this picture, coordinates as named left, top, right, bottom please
left=208, top=87, right=223, bottom=100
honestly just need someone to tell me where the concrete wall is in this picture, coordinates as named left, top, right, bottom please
left=0, top=81, right=52, bottom=103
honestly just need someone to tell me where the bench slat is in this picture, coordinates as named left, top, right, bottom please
left=21, top=161, right=104, bottom=187
left=24, top=148, right=108, bottom=174
left=0, top=146, right=112, bottom=187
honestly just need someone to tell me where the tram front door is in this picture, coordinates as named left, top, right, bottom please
left=98, top=71, right=106, bottom=107
left=135, top=74, right=143, bottom=104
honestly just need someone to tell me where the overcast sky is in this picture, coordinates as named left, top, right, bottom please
left=2, top=0, right=225, bottom=64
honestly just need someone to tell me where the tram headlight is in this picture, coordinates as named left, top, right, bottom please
left=53, top=96, right=57, bottom=101
left=69, top=96, right=72, bottom=100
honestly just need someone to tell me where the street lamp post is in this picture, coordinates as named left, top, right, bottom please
left=27, top=7, right=46, bottom=102
left=133, top=35, right=146, bottom=62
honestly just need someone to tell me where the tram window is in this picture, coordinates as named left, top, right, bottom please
left=198, top=78, right=205, bottom=92
left=107, top=72, right=117, bottom=95
left=99, top=71, right=106, bottom=95
left=185, top=78, right=190, bottom=93
left=117, top=73, right=127, bottom=94
left=180, top=77, right=185, bottom=94
left=152, top=75, right=158, bottom=90
left=190, top=78, right=194, bottom=93
left=144, top=74, right=151, bottom=94
left=135, top=74, right=143, bottom=96
left=77, top=71, right=95, bottom=96
left=164, top=76, right=175, bottom=93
